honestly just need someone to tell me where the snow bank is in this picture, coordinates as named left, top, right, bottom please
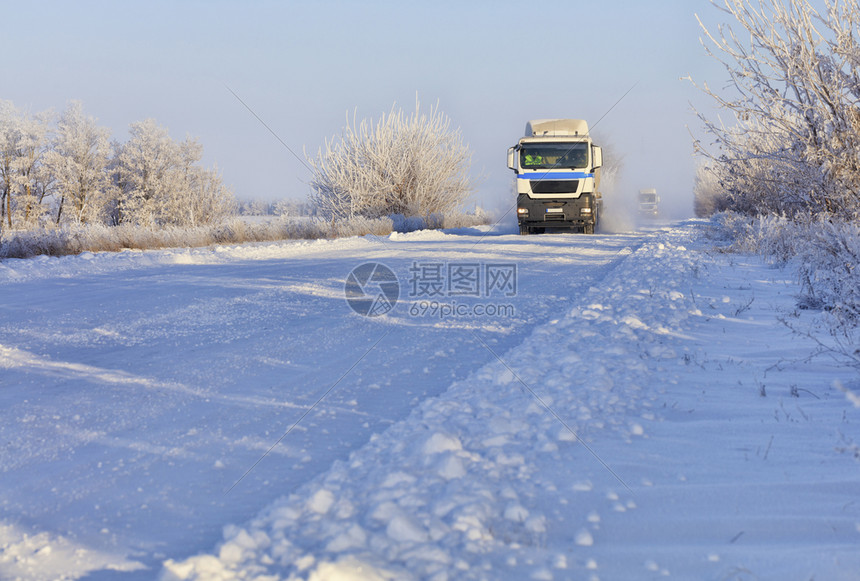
left=0, top=212, right=491, bottom=261
left=713, top=211, right=860, bottom=369
left=0, top=235, right=380, bottom=285
left=0, top=222, right=495, bottom=286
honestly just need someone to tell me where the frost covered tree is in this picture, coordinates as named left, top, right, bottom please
left=45, top=101, right=113, bottom=224
left=112, top=119, right=234, bottom=227
left=0, top=101, right=52, bottom=230
left=273, top=199, right=315, bottom=217
left=0, top=101, right=18, bottom=233
left=172, top=137, right=235, bottom=226
left=694, top=0, right=860, bottom=219
left=0, top=99, right=234, bottom=236
left=112, top=119, right=179, bottom=226
left=240, top=199, right=272, bottom=216
left=307, top=99, right=473, bottom=219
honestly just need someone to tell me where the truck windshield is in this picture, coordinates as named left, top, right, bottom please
left=520, top=143, right=588, bottom=170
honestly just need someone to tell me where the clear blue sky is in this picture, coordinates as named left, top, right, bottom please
left=6, top=0, right=728, bottom=215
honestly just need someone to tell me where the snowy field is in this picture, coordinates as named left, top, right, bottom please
left=0, top=220, right=858, bottom=580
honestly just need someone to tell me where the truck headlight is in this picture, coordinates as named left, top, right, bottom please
left=580, top=207, right=592, bottom=215
left=517, top=208, right=528, bottom=216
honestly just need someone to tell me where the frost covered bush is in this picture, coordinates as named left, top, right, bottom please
left=387, top=209, right=490, bottom=233
left=307, top=99, right=473, bottom=220
left=793, top=221, right=860, bottom=321
left=328, top=216, right=393, bottom=238
left=436, top=207, right=493, bottom=229
left=695, top=0, right=860, bottom=220
left=715, top=211, right=860, bottom=337
left=713, top=212, right=804, bottom=263
left=783, top=219, right=860, bottom=369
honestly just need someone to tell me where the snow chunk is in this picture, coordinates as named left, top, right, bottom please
left=325, top=524, right=367, bottom=552
left=386, top=514, right=429, bottom=543
left=381, top=471, right=417, bottom=488
left=163, top=555, right=230, bottom=580
left=494, top=368, right=515, bottom=385
left=621, top=315, right=648, bottom=330
left=307, top=557, right=396, bottom=581
left=504, top=503, right=529, bottom=522
left=423, top=432, right=463, bottom=455
left=308, top=489, right=336, bottom=514
left=575, top=529, right=594, bottom=546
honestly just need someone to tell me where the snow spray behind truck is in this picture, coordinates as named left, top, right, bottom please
left=508, top=119, right=603, bottom=235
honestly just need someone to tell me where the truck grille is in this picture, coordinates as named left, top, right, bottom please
left=530, top=180, right=579, bottom=194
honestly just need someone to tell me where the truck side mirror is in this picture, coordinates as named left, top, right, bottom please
left=507, top=147, right=517, bottom=171
left=592, top=146, right=603, bottom=169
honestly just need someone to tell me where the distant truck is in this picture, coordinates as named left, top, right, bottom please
left=638, top=188, right=660, bottom=217
left=508, top=119, right=603, bottom=235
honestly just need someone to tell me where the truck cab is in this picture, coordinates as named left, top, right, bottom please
left=508, top=119, right=603, bottom=235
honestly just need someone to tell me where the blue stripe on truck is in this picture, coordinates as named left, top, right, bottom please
left=517, top=172, right=593, bottom=180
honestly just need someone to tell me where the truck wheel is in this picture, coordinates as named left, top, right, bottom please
left=584, top=224, right=594, bottom=234
left=519, top=225, right=530, bottom=235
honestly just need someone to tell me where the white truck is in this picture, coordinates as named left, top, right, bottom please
left=638, top=188, right=659, bottom=217
left=507, top=119, right=603, bottom=235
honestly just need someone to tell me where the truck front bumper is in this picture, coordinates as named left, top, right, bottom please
left=516, top=194, right=597, bottom=229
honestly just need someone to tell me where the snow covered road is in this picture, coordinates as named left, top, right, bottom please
left=1, top=221, right=858, bottom=580
left=0, top=224, right=643, bottom=579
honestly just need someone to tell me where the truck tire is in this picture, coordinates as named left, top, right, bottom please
left=519, top=225, right=530, bottom=235
left=585, top=211, right=598, bottom=234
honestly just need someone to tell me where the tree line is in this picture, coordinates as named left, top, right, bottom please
left=0, top=100, right=235, bottom=235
